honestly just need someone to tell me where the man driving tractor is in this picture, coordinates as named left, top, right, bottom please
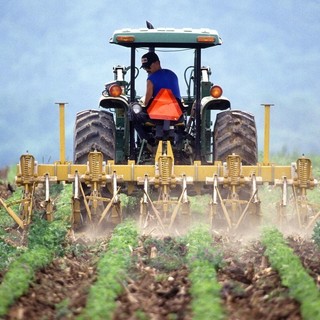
left=131, top=51, right=184, bottom=146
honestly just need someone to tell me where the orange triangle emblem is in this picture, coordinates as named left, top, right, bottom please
left=147, top=88, right=182, bottom=121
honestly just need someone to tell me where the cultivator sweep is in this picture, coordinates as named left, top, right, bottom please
left=1, top=25, right=319, bottom=232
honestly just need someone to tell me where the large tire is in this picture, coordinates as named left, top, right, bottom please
left=74, top=109, right=116, bottom=164
left=73, top=110, right=116, bottom=229
left=213, top=110, right=258, bottom=165
left=212, top=110, right=260, bottom=230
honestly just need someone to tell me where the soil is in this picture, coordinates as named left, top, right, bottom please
left=1, top=178, right=320, bottom=319
left=217, top=238, right=302, bottom=320
left=6, top=249, right=97, bottom=320
left=1, top=228, right=319, bottom=320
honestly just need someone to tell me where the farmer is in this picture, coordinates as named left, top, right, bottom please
left=131, top=52, right=182, bottom=145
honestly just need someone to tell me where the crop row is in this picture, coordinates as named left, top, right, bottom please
left=0, top=184, right=71, bottom=317
left=1, top=184, right=320, bottom=318
left=262, top=227, right=320, bottom=320
left=78, top=220, right=139, bottom=319
left=75, top=222, right=225, bottom=320
left=184, top=226, right=224, bottom=320
left=77, top=225, right=320, bottom=319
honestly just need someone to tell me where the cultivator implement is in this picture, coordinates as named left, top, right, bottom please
left=1, top=145, right=318, bottom=233
left=0, top=103, right=318, bottom=232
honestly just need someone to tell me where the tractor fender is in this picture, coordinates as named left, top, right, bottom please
left=201, top=96, right=231, bottom=113
left=99, top=95, right=129, bottom=110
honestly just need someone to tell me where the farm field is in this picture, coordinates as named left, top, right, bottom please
left=1, top=164, right=320, bottom=320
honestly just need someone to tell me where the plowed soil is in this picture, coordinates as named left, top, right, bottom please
left=1, top=179, right=320, bottom=319
left=2, top=230, right=319, bottom=320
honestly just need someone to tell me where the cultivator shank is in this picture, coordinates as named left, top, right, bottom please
left=138, top=141, right=191, bottom=232
left=0, top=154, right=56, bottom=229
left=71, top=151, right=122, bottom=227
left=276, top=157, right=319, bottom=230
left=207, top=154, right=261, bottom=231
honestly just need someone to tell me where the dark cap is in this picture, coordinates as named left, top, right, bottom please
left=141, top=52, right=159, bottom=68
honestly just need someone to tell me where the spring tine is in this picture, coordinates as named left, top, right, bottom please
left=45, top=174, right=50, bottom=202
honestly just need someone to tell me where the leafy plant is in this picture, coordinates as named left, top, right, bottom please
left=55, top=298, right=72, bottom=319
left=134, top=309, right=148, bottom=320
left=0, top=247, right=53, bottom=316
left=262, top=227, right=320, bottom=320
left=78, top=219, right=138, bottom=320
left=28, top=218, right=68, bottom=256
left=312, top=221, right=320, bottom=248
left=189, top=194, right=211, bottom=215
left=0, top=188, right=24, bottom=228
left=143, top=236, right=187, bottom=271
left=0, top=239, right=22, bottom=270
left=0, top=183, right=72, bottom=316
left=184, top=225, right=224, bottom=320
left=119, top=193, right=139, bottom=211
left=27, top=184, right=71, bottom=255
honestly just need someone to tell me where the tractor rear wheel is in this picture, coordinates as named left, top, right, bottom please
left=74, top=109, right=116, bottom=163
left=73, top=109, right=116, bottom=229
left=213, top=110, right=258, bottom=165
left=212, top=110, right=260, bottom=230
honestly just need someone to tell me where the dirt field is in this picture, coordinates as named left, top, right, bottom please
left=2, top=229, right=320, bottom=319
left=1, top=179, right=320, bottom=320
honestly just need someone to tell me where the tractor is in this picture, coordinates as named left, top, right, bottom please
left=1, top=24, right=318, bottom=234
left=73, top=24, right=259, bottom=231
left=74, top=25, right=257, bottom=167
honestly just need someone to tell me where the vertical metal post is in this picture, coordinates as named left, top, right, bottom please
left=261, top=103, right=274, bottom=165
left=55, top=102, right=68, bottom=164
left=194, top=48, right=201, bottom=160
left=129, top=47, right=136, bottom=159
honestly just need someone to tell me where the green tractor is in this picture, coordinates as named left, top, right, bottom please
left=72, top=23, right=259, bottom=230
left=74, top=25, right=258, bottom=167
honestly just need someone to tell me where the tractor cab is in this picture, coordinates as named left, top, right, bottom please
left=97, top=26, right=231, bottom=164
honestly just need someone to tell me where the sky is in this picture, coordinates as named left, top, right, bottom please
left=0, top=0, right=319, bottom=166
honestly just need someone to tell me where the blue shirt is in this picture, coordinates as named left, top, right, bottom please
left=148, top=69, right=181, bottom=99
